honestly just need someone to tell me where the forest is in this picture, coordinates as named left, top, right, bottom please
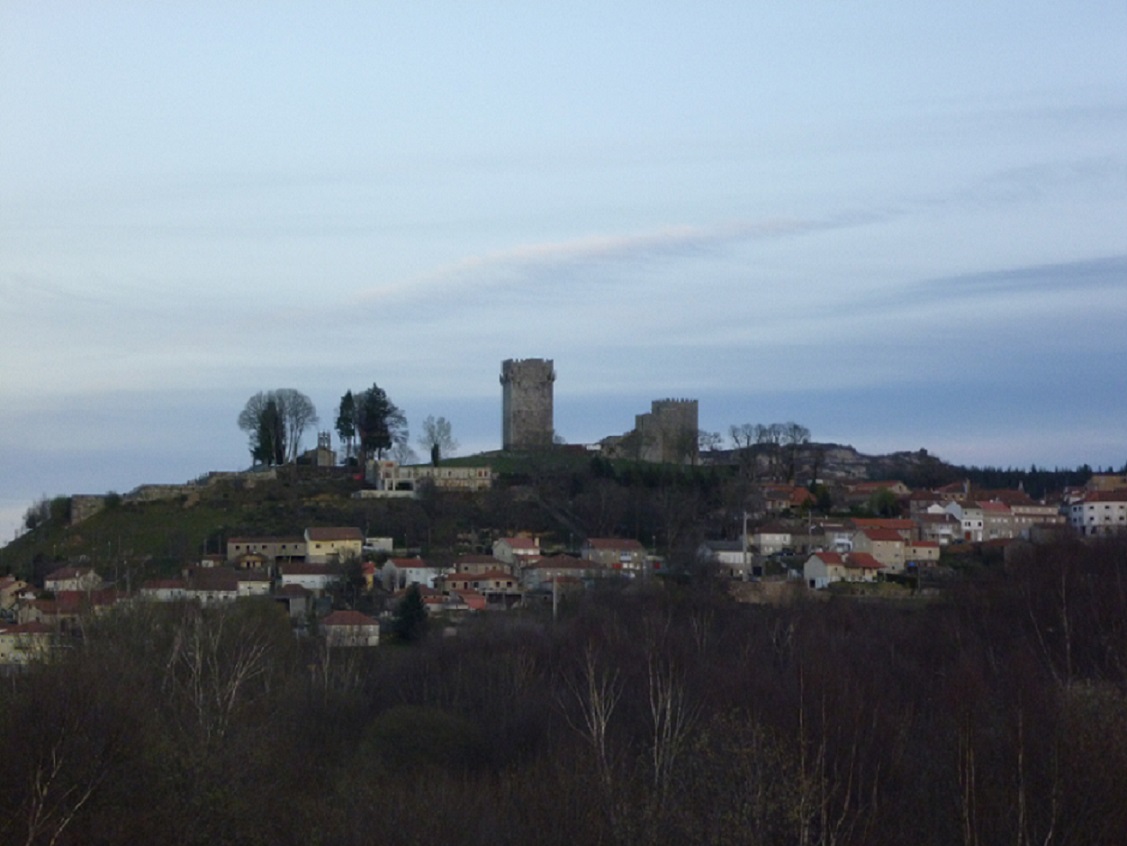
left=3, top=535, right=1127, bottom=845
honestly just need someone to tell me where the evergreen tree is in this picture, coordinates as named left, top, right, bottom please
left=391, top=584, right=428, bottom=643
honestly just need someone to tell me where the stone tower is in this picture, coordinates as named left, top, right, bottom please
left=635, top=398, right=699, bottom=464
left=500, top=358, right=555, bottom=450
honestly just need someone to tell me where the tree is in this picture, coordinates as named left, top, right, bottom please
left=418, top=415, right=458, bottom=466
left=356, top=383, right=407, bottom=462
left=391, top=584, right=428, bottom=643
left=781, top=421, right=811, bottom=483
left=274, top=388, right=319, bottom=463
left=336, top=391, right=357, bottom=464
left=698, top=430, right=723, bottom=455
left=253, top=398, right=285, bottom=465
left=237, top=389, right=319, bottom=465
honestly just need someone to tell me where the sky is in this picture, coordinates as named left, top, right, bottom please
left=2, top=2, right=1126, bottom=543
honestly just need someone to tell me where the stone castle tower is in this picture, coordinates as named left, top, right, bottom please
left=500, top=358, right=555, bottom=450
left=635, top=398, right=699, bottom=464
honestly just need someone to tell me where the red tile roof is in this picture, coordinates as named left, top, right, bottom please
left=585, top=538, right=646, bottom=551
left=306, top=527, right=363, bottom=542
left=322, top=610, right=377, bottom=627
left=845, top=553, right=884, bottom=570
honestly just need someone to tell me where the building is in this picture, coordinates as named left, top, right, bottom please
left=321, top=610, right=380, bottom=647
left=304, top=527, right=363, bottom=564
left=581, top=538, right=648, bottom=574
left=363, top=460, right=494, bottom=496
left=500, top=358, right=555, bottom=450
left=634, top=399, right=699, bottom=464
left=1069, top=490, right=1127, bottom=536
left=803, top=552, right=883, bottom=589
left=226, top=536, right=306, bottom=565
left=492, top=536, right=540, bottom=568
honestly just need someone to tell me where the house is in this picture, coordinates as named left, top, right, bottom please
left=0, top=622, right=54, bottom=665
left=17, top=589, right=119, bottom=630
left=321, top=610, right=380, bottom=647
left=441, top=570, right=523, bottom=607
left=365, top=460, right=495, bottom=495
left=275, top=584, right=312, bottom=619
left=226, top=536, right=306, bottom=564
left=381, top=558, right=443, bottom=590
left=751, top=523, right=792, bottom=557
left=850, top=528, right=907, bottom=573
left=905, top=541, right=941, bottom=566
left=581, top=538, right=648, bottom=573
left=43, top=566, right=103, bottom=593
left=696, top=540, right=750, bottom=579
left=945, top=501, right=984, bottom=542
left=236, top=570, right=272, bottom=598
left=915, top=513, right=960, bottom=546
left=803, top=552, right=883, bottom=589
left=492, top=536, right=541, bottom=567
left=454, top=554, right=513, bottom=575
left=279, top=563, right=338, bottom=594
left=849, top=518, right=916, bottom=542
left=979, top=501, right=1015, bottom=541
left=305, top=527, right=363, bottom=564
left=140, top=579, right=188, bottom=602
left=184, top=568, right=239, bottom=606
left=0, top=576, right=29, bottom=611
left=521, top=555, right=600, bottom=590
left=1069, top=490, right=1127, bottom=536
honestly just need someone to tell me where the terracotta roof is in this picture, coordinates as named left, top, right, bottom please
left=845, top=552, right=884, bottom=570
left=812, top=552, right=845, bottom=565
left=44, top=566, right=94, bottom=581
left=322, top=610, right=378, bottom=627
left=497, top=537, right=539, bottom=550
left=390, top=557, right=431, bottom=568
left=1078, top=490, right=1127, bottom=503
left=141, top=579, right=186, bottom=591
left=585, top=538, right=646, bottom=551
left=861, top=529, right=906, bottom=542
left=306, top=527, right=363, bottom=542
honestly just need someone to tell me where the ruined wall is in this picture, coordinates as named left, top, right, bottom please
left=500, top=358, right=555, bottom=450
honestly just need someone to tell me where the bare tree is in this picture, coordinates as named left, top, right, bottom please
left=417, top=415, right=459, bottom=466
left=236, top=388, right=318, bottom=464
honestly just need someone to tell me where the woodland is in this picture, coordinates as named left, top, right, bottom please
left=3, top=535, right=1127, bottom=845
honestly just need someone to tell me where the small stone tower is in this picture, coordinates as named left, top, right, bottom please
left=500, top=358, right=555, bottom=450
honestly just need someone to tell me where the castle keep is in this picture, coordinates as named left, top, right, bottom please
left=500, top=358, right=555, bottom=450
left=635, top=398, right=699, bottom=464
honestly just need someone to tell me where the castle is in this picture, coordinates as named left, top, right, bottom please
left=500, top=358, right=555, bottom=450
left=634, top=398, right=699, bottom=464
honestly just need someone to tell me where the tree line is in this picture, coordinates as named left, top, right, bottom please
left=3, top=536, right=1127, bottom=844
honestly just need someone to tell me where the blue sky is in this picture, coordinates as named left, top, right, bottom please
left=2, top=2, right=1126, bottom=541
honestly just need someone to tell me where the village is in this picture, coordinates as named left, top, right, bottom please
left=3, top=358, right=1125, bottom=667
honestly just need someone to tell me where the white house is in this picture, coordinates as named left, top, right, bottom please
left=1070, top=490, right=1127, bottom=536
left=279, top=563, right=338, bottom=594
left=321, top=610, right=380, bottom=647
left=803, top=552, right=884, bottom=589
